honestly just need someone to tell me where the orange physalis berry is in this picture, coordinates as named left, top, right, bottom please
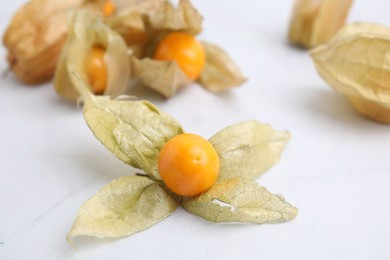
left=102, top=0, right=116, bottom=17
left=158, top=134, right=220, bottom=197
left=154, top=32, right=206, bottom=80
left=85, top=45, right=107, bottom=95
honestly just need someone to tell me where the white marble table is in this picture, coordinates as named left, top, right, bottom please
left=1, top=1, right=390, bottom=259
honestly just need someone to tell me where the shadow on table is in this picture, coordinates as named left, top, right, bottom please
left=296, top=88, right=389, bottom=130
left=67, top=144, right=138, bottom=181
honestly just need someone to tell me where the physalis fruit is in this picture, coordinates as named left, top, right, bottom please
left=158, top=133, right=219, bottom=196
left=154, top=32, right=206, bottom=80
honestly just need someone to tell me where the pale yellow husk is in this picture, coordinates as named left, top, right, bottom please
left=67, top=176, right=176, bottom=239
left=149, top=0, right=203, bottom=35
left=311, top=22, right=390, bottom=123
left=348, top=97, right=390, bottom=124
left=198, top=42, right=246, bottom=93
left=131, top=57, right=191, bottom=98
left=184, top=177, right=298, bottom=224
left=83, top=94, right=184, bottom=180
left=289, top=0, right=353, bottom=48
left=209, top=120, right=291, bottom=181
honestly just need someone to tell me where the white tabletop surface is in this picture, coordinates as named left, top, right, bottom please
left=1, top=1, right=390, bottom=259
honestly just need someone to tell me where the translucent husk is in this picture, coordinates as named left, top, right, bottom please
left=104, top=0, right=164, bottom=55
left=105, top=12, right=147, bottom=47
left=54, top=10, right=130, bottom=101
left=310, top=23, right=390, bottom=123
left=67, top=176, right=176, bottom=240
left=149, top=0, right=203, bottom=35
left=113, top=0, right=164, bottom=15
left=131, top=57, right=190, bottom=98
left=289, top=0, right=353, bottom=48
left=83, top=94, right=184, bottom=180
left=198, top=42, right=246, bottom=93
left=184, top=177, right=298, bottom=224
left=209, top=121, right=291, bottom=181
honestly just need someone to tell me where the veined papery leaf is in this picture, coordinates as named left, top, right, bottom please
left=184, top=177, right=297, bottom=224
left=68, top=176, right=176, bottom=239
left=83, top=94, right=184, bottom=179
left=209, top=121, right=290, bottom=181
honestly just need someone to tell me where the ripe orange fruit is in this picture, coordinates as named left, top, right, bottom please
left=154, top=32, right=206, bottom=80
left=158, top=134, right=220, bottom=197
left=102, top=0, right=116, bottom=17
left=85, top=45, right=107, bottom=95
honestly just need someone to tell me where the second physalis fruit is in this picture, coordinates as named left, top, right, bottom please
left=288, top=0, right=353, bottom=48
left=158, top=133, right=219, bottom=197
left=154, top=32, right=206, bottom=81
left=128, top=0, right=246, bottom=98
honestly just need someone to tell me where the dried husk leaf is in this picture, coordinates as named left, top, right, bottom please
left=150, top=0, right=203, bottom=35
left=310, top=23, right=390, bottom=123
left=105, top=0, right=164, bottom=50
left=184, top=177, right=298, bottom=224
left=106, top=0, right=164, bottom=16
left=288, top=0, right=353, bottom=48
left=131, top=57, right=191, bottom=98
left=142, top=0, right=202, bottom=57
left=198, top=42, right=246, bottom=93
left=209, top=121, right=290, bottom=181
left=3, top=0, right=84, bottom=83
left=54, top=10, right=130, bottom=101
left=105, top=12, right=147, bottom=47
left=68, top=176, right=176, bottom=239
left=83, top=94, right=184, bottom=179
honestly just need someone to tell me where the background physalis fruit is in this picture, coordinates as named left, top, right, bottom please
left=154, top=32, right=206, bottom=81
left=3, top=0, right=83, bottom=84
left=126, top=0, right=246, bottom=98
left=310, top=22, right=390, bottom=124
left=288, top=0, right=353, bottom=48
left=158, top=133, right=219, bottom=196
left=54, top=10, right=130, bottom=101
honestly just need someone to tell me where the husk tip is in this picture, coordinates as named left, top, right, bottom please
left=66, top=232, right=79, bottom=250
